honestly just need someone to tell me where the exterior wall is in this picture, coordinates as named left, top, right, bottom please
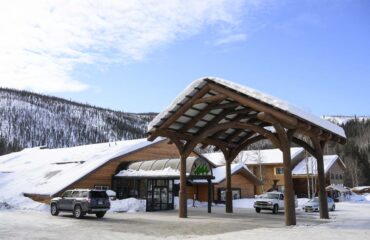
left=58, top=141, right=181, bottom=196
left=213, top=173, right=255, bottom=202
left=250, top=164, right=285, bottom=195
left=327, top=161, right=345, bottom=185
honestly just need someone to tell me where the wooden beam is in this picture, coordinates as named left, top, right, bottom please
left=160, top=85, right=210, bottom=129
left=228, top=134, right=266, bottom=161
left=152, top=128, right=236, bottom=151
left=213, top=102, right=240, bottom=109
left=194, top=94, right=226, bottom=104
left=182, top=121, right=281, bottom=158
left=180, top=100, right=223, bottom=133
left=209, top=82, right=299, bottom=127
left=211, top=112, right=256, bottom=139
left=291, top=137, right=318, bottom=159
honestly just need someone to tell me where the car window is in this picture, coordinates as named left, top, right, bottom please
left=81, top=191, right=88, bottom=198
left=71, top=191, right=81, bottom=198
left=265, top=193, right=279, bottom=199
left=62, top=191, right=72, bottom=198
left=90, top=191, right=108, bottom=198
left=279, top=194, right=284, bottom=200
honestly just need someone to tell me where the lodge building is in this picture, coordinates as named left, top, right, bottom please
left=0, top=77, right=347, bottom=225
left=0, top=137, right=345, bottom=211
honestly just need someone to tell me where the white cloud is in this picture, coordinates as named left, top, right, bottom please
left=214, top=33, right=248, bottom=45
left=0, top=0, right=255, bottom=93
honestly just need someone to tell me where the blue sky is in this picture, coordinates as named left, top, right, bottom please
left=1, top=0, right=369, bottom=116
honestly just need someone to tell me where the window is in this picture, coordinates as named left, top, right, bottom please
left=219, top=188, right=241, bottom=202
left=71, top=191, right=80, bottom=197
left=90, top=191, right=108, bottom=198
left=335, top=174, right=339, bottom=180
left=95, top=185, right=109, bottom=190
left=275, top=167, right=284, bottom=175
left=62, top=190, right=72, bottom=198
left=331, top=173, right=335, bottom=179
left=339, top=174, right=343, bottom=180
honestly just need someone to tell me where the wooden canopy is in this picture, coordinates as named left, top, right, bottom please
left=148, top=77, right=346, bottom=226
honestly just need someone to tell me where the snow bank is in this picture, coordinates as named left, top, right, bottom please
left=0, top=193, right=48, bottom=211
left=109, top=198, right=146, bottom=213
left=233, top=198, right=255, bottom=209
left=349, top=192, right=370, bottom=203
left=365, top=193, right=370, bottom=201
left=174, top=197, right=311, bottom=210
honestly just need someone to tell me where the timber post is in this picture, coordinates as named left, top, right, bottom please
left=179, top=154, right=188, bottom=218
left=207, top=179, right=212, bottom=213
left=312, top=139, right=329, bottom=219
left=275, top=124, right=297, bottom=226
left=281, top=144, right=296, bottom=226
left=225, top=159, right=233, bottom=213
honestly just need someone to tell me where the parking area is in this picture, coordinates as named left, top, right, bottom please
left=0, top=207, right=326, bottom=240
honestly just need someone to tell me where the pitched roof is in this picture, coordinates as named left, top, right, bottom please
left=202, top=147, right=305, bottom=166
left=0, top=138, right=163, bottom=197
left=148, top=77, right=346, bottom=139
left=292, top=155, right=345, bottom=175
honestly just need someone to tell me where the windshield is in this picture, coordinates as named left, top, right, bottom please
left=263, top=193, right=280, bottom=199
left=90, top=191, right=108, bottom=198
left=309, top=197, right=319, bottom=203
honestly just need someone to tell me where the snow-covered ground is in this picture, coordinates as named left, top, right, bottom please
left=0, top=200, right=369, bottom=240
left=1, top=191, right=370, bottom=239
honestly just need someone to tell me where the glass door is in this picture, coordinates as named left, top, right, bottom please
left=152, top=187, right=168, bottom=210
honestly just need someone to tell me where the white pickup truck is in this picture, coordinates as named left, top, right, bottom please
left=253, top=191, right=298, bottom=214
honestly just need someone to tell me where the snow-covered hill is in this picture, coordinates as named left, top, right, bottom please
left=322, top=115, right=370, bottom=125
left=0, top=88, right=156, bottom=153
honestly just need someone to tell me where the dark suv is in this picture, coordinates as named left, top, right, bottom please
left=50, top=189, right=110, bottom=219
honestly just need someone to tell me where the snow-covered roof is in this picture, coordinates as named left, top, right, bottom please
left=326, top=184, right=350, bottom=193
left=114, top=156, right=210, bottom=177
left=292, top=155, right=343, bottom=175
left=116, top=167, right=180, bottom=177
left=202, top=147, right=304, bottom=166
left=351, top=186, right=370, bottom=191
left=148, top=77, right=346, bottom=139
left=0, top=138, right=163, bottom=196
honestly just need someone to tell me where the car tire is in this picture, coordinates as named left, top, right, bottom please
left=255, top=207, right=261, bottom=213
left=50, top=203, right=59, bottom=216
left=96, top=212, right=106, bottom=218
left=73, top=205, right=84, bottom=219
left=272, top=204, right=279, bottom=214
left=331, top=205, right=335, bottom=211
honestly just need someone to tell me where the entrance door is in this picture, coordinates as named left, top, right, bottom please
left=152, top=187, right=168, bottom=211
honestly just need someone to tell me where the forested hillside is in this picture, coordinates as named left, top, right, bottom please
left=326, top=117, right=370, bottom=187
left=0, top=88, right=156, bottom=155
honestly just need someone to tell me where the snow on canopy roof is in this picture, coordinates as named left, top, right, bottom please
left=148, top=77, right=346, bottom=138
left=0, top=138, right=163, bottom=197
left=202, top=147, right=304, bottom=166
left=292, top=155, right=342, bottom=175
